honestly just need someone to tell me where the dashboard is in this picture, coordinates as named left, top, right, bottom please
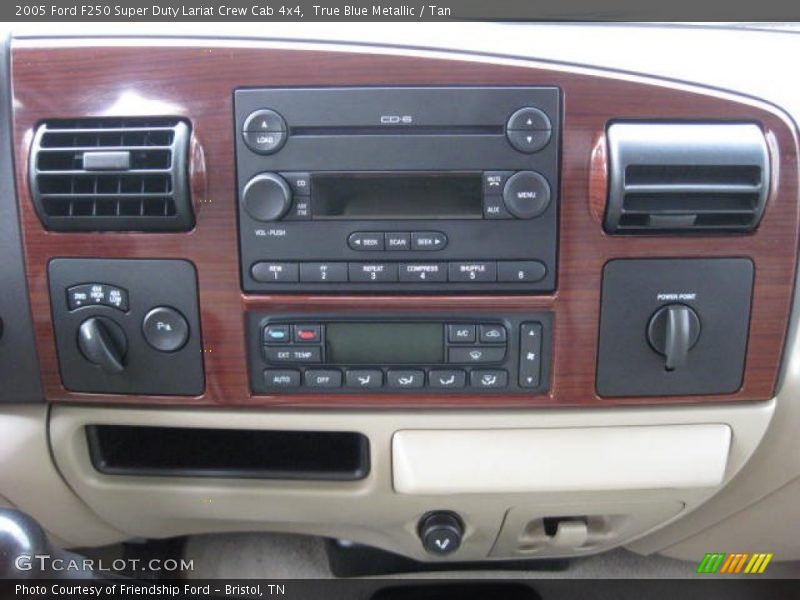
left=1, top=24, right=800, bottom=567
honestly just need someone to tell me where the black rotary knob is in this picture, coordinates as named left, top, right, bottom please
left=418, top=512, right=463, bottom=556
left=647, top=304, right=701, bottom=371
left=241, top=173, right=292, bottom=222
left=503, top=171, right=551, bottom=219
left=77, top=317, right=127, bottom=374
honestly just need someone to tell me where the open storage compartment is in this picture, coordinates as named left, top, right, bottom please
left=86, top=425, right=370, bottom=481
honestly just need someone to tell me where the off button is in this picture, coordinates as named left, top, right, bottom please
left=142, top=306, right=189, bottom=353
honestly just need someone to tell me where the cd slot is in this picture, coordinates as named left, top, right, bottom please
left=291, top=125, right=503, bottom=137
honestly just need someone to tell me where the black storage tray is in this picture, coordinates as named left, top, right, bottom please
left=86, top=425, right=369, bottom=481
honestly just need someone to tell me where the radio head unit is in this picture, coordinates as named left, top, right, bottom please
left=235, top=87, right=560, bottom=293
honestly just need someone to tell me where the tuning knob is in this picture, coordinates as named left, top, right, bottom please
left=647, top=304, right=701, bottom=371
left=77, top=317, right=128, bottom=374
left=241, top=173, right=292, bottom=222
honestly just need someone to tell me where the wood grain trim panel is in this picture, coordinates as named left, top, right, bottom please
left=10, top=40, right=800, bottom=408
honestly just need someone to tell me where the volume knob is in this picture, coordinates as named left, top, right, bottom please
left=242, top=173, right=292, bottom=222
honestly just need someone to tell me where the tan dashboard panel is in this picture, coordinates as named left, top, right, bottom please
left=48, top=401, right=773, bottom=559
left=10, top=39, right=800, bottom=408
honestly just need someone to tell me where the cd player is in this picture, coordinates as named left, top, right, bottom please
left=235, top=87, right=560, bottom=293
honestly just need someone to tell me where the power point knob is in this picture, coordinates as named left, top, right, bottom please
left=647, top=304, right=701, bottom=371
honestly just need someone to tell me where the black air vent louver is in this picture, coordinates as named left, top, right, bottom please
left=604, top=123, right=769, bottom=234
left=29, top=118, right=194, bottom=231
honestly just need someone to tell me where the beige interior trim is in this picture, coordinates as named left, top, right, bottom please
left=393, top=425, right=732, bottom=495
left=658, top=477, right=800, bottom=561
left=48, top=401, right=771, bottom=559
left=0, top=405, right=127, bottom=548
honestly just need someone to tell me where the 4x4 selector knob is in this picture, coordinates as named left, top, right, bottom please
left=242, top=173, right=292, bottom=222
left=77, top=316, right=127, bottom=374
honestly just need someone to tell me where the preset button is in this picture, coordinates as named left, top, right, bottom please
left=251, top=262, right=299, bottom=283
left=498, top=261, right=547, bottom=283
left=299, top=262, right=348, bottom=283
left=399, top=263, right=447, bottom=282
left=348, top=263, right=399, bottom=283
left=448, top=262, right=497, bottom=282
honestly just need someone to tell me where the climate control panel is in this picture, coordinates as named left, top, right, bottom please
left=247, top=312, right=553, bottom=395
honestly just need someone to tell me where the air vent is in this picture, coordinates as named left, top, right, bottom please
left=29, top=118, right=194, bottom=231
left=604, top=123, right=769, bottom=234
